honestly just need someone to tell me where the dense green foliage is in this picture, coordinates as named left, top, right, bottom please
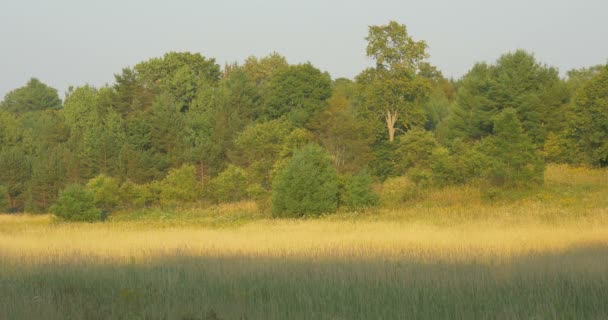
left=395, top=129, right=439, bottom=180
left=429, top=140, right=485, bottom=186
left=85, top=175, right=121, bottom=213
left=0, top=21, right=606, bottom=217
left=263, top=63, right=332, bottom=125
left=566, top=65, right=608, bottom=166
left=343, top=170, right=379, bottom=211
left=158, top=164, right=201, bottom=207
left=479, top=108, right=544, bottom=189
left=440, top=50, right=568, bottom=145
left=272, top=145, right=339, bottom=217
left=0, top=78, right=62, bottom=114
left=208, top=165, right=248, bottom=203
left=50, top=185, right=100, bottom=222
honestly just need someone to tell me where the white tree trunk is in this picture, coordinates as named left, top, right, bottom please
left=385, top=110, right=398, bottom=142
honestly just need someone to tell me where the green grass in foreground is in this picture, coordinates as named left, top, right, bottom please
left=1, top=246, right=608, bottom=320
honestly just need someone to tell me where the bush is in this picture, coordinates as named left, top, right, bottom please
left=208, top=165, right=248, bottom=203
left=119, top=180, right=156, bottom=208
left=50, top=185, right=101, bottom=222
left=430, top=140, right=486, bottom=186
left=395, top=129, right=439, bottom=175
left=159, top=164, right=201, bottom=206
left=344, top=170, right=379, bottom=211
left=395, top=129, right=441, bottom=186
left=86, top=174, right=121, bottom=213
left=271, top=144, right=339, bottom=218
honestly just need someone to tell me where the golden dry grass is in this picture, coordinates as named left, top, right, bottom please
left=1, top=165, right=607, bottom=265
left=1, top=213, right=608, bottom=265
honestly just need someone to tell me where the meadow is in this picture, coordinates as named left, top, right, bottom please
left=1, top=165, right=607, bottom=319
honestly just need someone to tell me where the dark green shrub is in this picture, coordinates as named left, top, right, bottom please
left=50, top=185, right=101, bottom=222
left=344, top=170, right=379, bottom=211
left=271, top=144, right=338, bottom=217
left=369, top=140, right=397, bottom=181
left=479, top=108, right=544, bottom=188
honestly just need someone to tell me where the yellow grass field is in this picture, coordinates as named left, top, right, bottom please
left=1, top=165, right=607, bottom=319
left=1, top=214, right=608, bottom=264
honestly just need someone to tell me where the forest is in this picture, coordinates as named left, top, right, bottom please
left=0, top=21, right=607, bottom=220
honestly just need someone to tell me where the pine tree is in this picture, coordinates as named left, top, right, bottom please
left=479, top=108, right=544, bottom=188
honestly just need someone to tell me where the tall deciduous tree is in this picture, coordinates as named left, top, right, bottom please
left=242, top=53, right=289, bottom=86
left=366, top=21, right=428, bottom=71
left=356, top=21, right=431, bottom=142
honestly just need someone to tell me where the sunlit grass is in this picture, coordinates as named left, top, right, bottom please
left=1, top=216, right=608, bottom=264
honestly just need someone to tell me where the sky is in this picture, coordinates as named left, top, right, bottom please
left=0, top=0, right=606, bottom=99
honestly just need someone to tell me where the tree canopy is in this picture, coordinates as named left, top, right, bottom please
left=1, top=78, right=62, bottom=114
left=0, top=22, right=606, bottom=217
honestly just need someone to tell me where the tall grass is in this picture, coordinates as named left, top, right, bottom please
left=2, top=247, right=608, bottom=320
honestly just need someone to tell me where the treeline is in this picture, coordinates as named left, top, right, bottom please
left=0, top=21, right=607, bottom=220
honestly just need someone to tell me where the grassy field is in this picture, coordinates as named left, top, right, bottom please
left=1, top=165, right=607, bottom=319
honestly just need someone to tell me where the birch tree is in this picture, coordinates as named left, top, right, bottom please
left=357, top=21, right=431, bottom=142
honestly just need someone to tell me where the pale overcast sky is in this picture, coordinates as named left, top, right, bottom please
left=0, top=0, right=606, bottom=98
